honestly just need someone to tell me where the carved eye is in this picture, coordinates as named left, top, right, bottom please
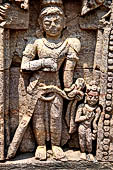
left=89, top=95, right=92, bottom=98
left=55, top=20, right=59, bottom=25
left=44, top=21, right=51, bottom=26
left=55, top=19, right=62, bottom=25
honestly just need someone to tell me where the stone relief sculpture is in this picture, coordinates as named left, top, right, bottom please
left=0, top=0, right=112, bottom=168
left=75, top=81, right=101, bottom=161
left=7, top=0, right=85, bottom=161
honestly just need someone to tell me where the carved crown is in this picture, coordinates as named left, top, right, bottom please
left=42, top=0, right=63, bottom=5
left=86, top=80, right=100, bottom=94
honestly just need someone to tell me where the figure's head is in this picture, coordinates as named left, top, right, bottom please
left=39, top=0, right=65, bottom=37
left=86, top=81, right=100, bottom=106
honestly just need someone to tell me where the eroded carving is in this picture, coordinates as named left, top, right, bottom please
left=81, top=0, right=111, bottom=15
left=0, top=0, right=110, bottom=165
left=7, top=0, right=83, bottom=161
left=75, top=81, right=101, bottom=161
left=0, top=3, right=10, bottom=23
left=9, top=0, right=29, bottom=10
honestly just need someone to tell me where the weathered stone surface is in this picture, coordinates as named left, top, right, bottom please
left=0, top=0, right=112, bottom=167
left=7, top=0, right=84, bottom=161
left=1, top=153, right=113, bottom=170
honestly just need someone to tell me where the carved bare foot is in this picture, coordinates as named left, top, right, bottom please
left=35, top=146, right=47, bottom=160
left=52, top=145, right=65, bottom=160
left=80, top=152, right=87, bottom=160
left=88, top=154, right=96, bottom=162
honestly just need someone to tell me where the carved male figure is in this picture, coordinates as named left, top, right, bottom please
left=15, top=0, right=81, bottom=160
left=75, top=81, right=101, bottom=161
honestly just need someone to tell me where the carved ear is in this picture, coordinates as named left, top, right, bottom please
left=84, top=93, right=87, bottom=103
left=63, top=16, right=66, bottom=29
left=38, top=17, right=41, bottom=27
left=36, top=28, right=43, bottom=38
left=86, top=84, right=91, bottom=93
left=95, top=0, right=104, bottom=4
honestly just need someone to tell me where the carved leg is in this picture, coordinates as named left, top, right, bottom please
left=86, top=127, right=92, bottom=153
left=50, top=94, right=65, bottom=160
left=69, top=100, right=77, bottom=134
left=86, top=128, right=95, bottom=161
left=32, top=99, right=46, bottom=160
left=78, top=125, right=87, bottom=160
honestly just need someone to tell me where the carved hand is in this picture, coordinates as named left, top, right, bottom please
left=86, top=111, right=94, bottom=119
left=67, top=89, right=84, bottom=101
left=42, top=58, right=57, bottom=71
left=75, top=115, right=88, bottom=123
left=21, top=58, right=57, bottom=71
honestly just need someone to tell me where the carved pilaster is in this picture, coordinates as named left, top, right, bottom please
left=0, top=1, right=29, bottom=160
left=0, top=27, right=5, bottom=160
left=94, top=1, right=113, bottom=161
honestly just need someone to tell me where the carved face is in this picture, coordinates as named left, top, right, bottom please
left=86, top=92, right=99, bottom=106
left=43, top=14, right=64, bottom=37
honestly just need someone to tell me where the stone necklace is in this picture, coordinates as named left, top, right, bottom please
left=42, top=37, right=65, bottom=49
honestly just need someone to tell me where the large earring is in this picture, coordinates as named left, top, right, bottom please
left=63, top=16, right=66, bottom=29
left=84, top=93, right=87, bottom=104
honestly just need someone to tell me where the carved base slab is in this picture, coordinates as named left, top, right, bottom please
left=1, top=152, right=113, bottom=170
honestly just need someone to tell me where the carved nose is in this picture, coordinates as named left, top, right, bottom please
left=51, top=21, right=56, bottom=27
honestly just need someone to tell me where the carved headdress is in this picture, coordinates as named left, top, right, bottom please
left=39, top=0, right=64, bottom=24
left=38, top=0, right=65, bottom=35
left=41, top=0, right=63, bottom=8
left=41, top=0, right=63, bottom=6
left=86, top=80, right=100, bottom=96
left=84, top=80, right=100, bottom=104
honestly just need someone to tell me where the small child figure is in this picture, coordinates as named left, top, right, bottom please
left=75, top=81, right=101, bottom=161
